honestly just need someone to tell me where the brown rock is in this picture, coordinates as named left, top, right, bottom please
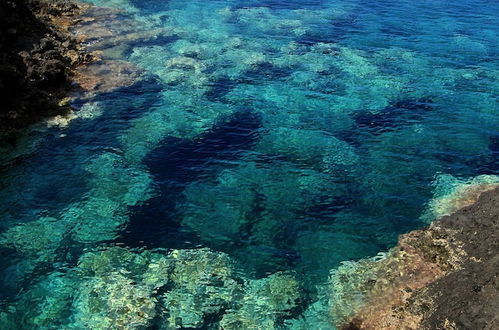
left=339, top=187, right=499, bottom=330
left=74, top=59, right=143, bottom=95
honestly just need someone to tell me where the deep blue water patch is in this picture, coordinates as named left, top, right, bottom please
left=119, top=110, right=262, bottom=249
left=204, top=77, right=237, bottom=102
left=353, top=98, right=435, bottom=135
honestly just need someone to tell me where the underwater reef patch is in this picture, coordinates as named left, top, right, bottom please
left=0, top=247, right=305, bottom=329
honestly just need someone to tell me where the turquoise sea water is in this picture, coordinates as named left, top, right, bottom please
left=0, top=0, right=498, bottom=328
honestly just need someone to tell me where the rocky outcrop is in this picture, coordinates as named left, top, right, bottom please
left=0, top=0, right=91, bottom=140
left=340, top=186, right=499, bottom=330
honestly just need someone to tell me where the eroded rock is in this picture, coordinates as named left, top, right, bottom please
left=0, top=0, right=91, bottom=137
left=338, top=186, right=499, bottom=330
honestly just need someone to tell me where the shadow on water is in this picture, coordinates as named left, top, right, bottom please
left=118, top=110, right=262, bottom=249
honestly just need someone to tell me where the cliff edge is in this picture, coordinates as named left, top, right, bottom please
left=0, top=0, right=89, bottom=141
left=339, top=185, right=499, bottom=329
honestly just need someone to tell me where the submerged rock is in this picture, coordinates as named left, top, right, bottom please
left=161, top=249, right=242, bottom=328
left=0, top=216, right=67, bottom=261
left=180, top=159, right=344, bottom=249
left=2, top=247, right=304, bottom=329
left=220, top=272, right=302, bottom=329
left=73, top=59, right=144, bottom=95
left=420, top=174, right=499, bottom=223
left=256, top=127, right=358, bottom=171
left=73, top=272, right=158, bottom=329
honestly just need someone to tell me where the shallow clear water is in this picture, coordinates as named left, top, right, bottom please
left=0, top=0, right=498, bottom=328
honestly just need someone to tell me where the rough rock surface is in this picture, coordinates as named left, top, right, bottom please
left=0, top=0, right=90, bottom=140
left=73, top=59, right=144, bottom=96
left=341, top=187, right=499, bottom=330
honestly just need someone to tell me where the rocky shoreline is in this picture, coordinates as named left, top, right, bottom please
left=1, top=1, right=497, bottom=329
left=339, top=185, right=499, bottom=330
left=0, top=0, right=91, bottom=141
